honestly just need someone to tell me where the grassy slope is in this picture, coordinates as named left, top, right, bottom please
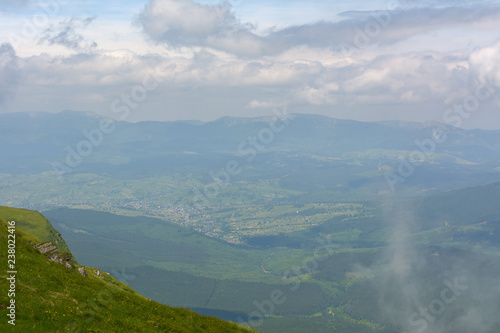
left=0, top=207, right=256, bottom=332
left=0, top=206, right=71, bottom=253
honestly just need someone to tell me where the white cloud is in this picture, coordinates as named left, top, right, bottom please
left=138, top=0, right=267, bottom=57
left=247, top=100, right=287, bottom=109
left=469, top=41, right=500, bottom=85
left=295, top=82, right=340, bottom=105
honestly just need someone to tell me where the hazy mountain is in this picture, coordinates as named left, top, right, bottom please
left=2, top=110, right=500, bottom=193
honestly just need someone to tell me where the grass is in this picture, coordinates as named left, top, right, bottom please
left=0, top=206, right=70, bottom=254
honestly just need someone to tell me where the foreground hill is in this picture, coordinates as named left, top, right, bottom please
left=0, top=206, right=255, bottom=332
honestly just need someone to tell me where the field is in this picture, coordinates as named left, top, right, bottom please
left=0, top=173, right=377, bottom=243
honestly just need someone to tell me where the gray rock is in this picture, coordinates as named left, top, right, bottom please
left=33, top=242, right=76, bottom=271
left=45, top=248, right=73, bottom=268
left=77, top=267, right=88, bottom=277
left=34, top=242, right=58, bottom=254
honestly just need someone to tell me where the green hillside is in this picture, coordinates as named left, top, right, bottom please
left=0, top=206, right=256, bottom=332
left=0, top=206, right=71, bottom=254
left=415, top=181, right=500, bottom=229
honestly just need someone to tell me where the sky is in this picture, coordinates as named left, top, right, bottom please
left=1, top=0, right=500, bottom=128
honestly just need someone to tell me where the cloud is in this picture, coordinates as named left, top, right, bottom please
left=5, top=40, right=490, bottom=123
left=138, top=1, right=500, bottom=58
left=137, top=0, right=267, bottom=57
left=4, top=1, right=500, bottom=127
left=334, top=4, right=500, bottom=43
left=38, top=16, right=98, bottom=51
left=469, top=41, right=500, bottom=85
left=287, top=51, right=471, bottom=109
left=364, top=199, right=500, bottom=333
left=247, top=99, right=287, bottom=109
left=269, top=4, right=500, bottom=55
left=0, top=43, right=20, bottom=105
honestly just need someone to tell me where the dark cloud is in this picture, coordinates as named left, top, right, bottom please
left=0, top=43, right=20, bottom=105
left=138, top=0, right=500, bottom=57
left=38, top=16, right=98, bottom=51
left=268, top=4, right=500, bottom=53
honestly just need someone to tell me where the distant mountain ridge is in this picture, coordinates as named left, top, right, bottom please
left=2, top=110, right=499, bottom=158
left=1, top=110, right=500, bottom=193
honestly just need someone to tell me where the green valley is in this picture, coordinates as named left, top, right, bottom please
left=2, top=112, right=500, bottom=332
left=0, top=206, right=256, bottom=332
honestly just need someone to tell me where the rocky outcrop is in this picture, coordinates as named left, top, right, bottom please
left=48, top=253, right=73, bottom=269
left=77, top=267, right=88, bottom=277
left=35, top=242, right=58, bottom=254
left=33, top=242, right=93, bottom=278
left=33, top=242, right=73, bottom=269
